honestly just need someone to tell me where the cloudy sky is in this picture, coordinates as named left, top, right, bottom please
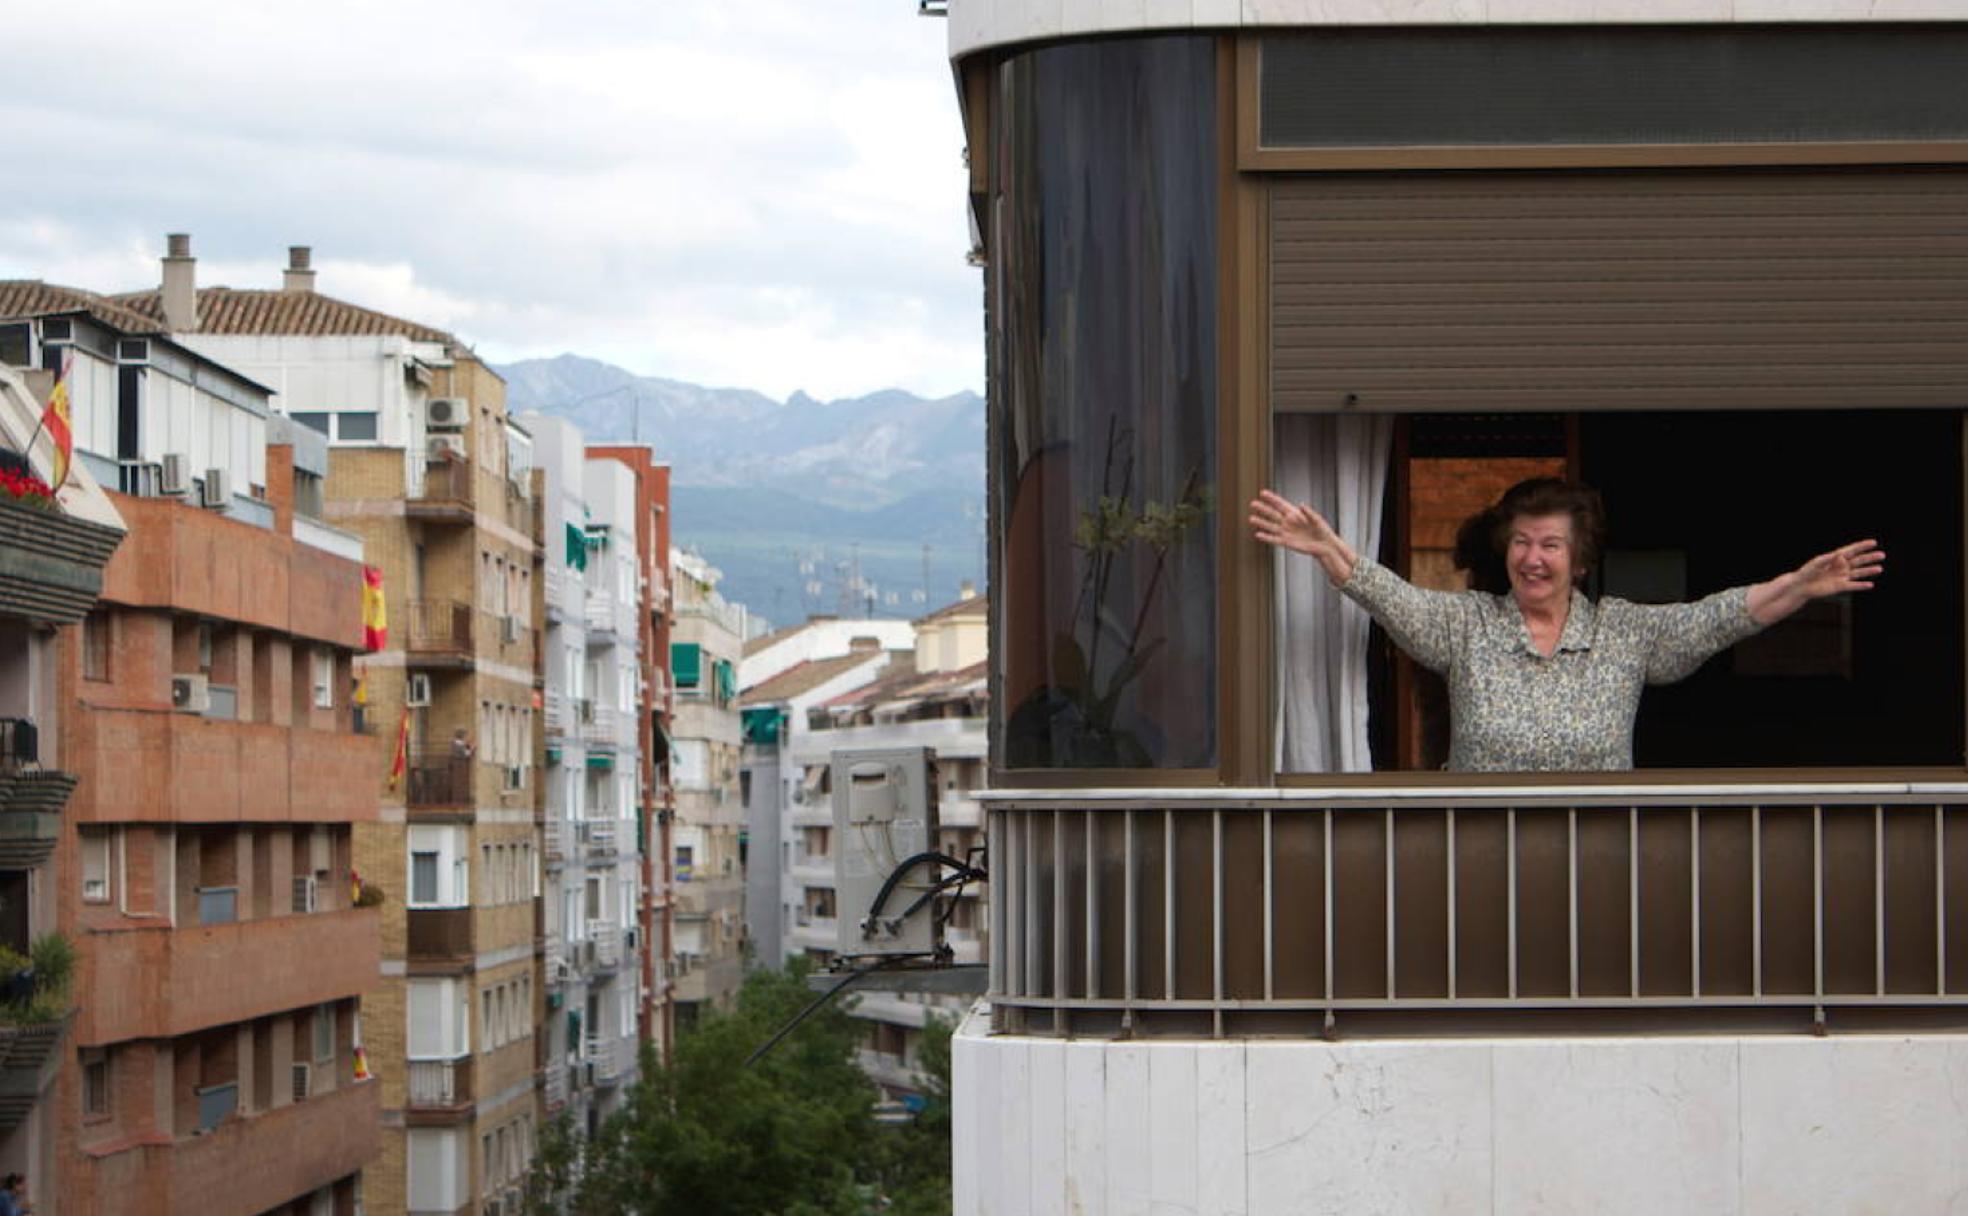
left=0, top=1, right=976, bottom=402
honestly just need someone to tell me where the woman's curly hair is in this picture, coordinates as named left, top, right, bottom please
left=1453, top=478, right=1606, bottom=595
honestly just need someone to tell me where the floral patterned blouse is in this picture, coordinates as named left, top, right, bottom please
left=1341, top=556, right=1765, bottom=772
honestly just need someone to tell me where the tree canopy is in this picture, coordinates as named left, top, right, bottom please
left=526, top=962, right=955, bottom=1216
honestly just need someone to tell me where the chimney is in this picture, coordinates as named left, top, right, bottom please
left=283, top=245, right=316, bottom=294
left=161, top=233, right=197, bottom=332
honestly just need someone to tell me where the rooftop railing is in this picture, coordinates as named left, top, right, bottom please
left=984, top=785, right=1968, bottom=1038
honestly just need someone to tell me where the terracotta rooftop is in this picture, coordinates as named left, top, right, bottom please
left=0, top=281, right=164, bottom=335
left=109, top=286, right=457, bottom=345
left=812, top=657, right=987, bottom=714
left=915, top=594, right=987, bottom=626
left=737, top=651, right=887, bottom=707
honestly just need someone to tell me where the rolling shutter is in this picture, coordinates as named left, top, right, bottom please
left=1271, top=169, right=1968, bottom=413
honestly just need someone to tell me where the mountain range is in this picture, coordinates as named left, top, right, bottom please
left=497, top=355, right=986, bottom=626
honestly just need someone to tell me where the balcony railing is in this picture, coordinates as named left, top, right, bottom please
left=579, top=818, right=619, bottom=857
left=407, top=749, right=473, bottom=808
left=406, top=1056, right=473, bottom=1111
left=411, top=457, right=473, bottom=514
left=590, top=920, right=623, bottom=971
left=406, top=599, right=474, bottom=658
left=407, top=906, right=473, bottom=962
left=986, top=786, right=1968, bottom=1038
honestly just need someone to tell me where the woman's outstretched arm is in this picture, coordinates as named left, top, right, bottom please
left=1746, top=540, right=1886, bottom=626
left=1248, top=489, right=1359, bottom=586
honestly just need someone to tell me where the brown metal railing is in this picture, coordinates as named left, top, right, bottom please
left=413, top=458, right=473, bottom=510
left=406, top=748, right=473, bottom=808
left=405, top=600, right=473, bottom=656
left=985, top=787, right=1968, bottom=1038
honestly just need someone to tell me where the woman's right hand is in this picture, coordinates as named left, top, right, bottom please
left=1249, top=489, right=1358, bottom=586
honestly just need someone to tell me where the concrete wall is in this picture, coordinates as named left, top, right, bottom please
left=945, top=0, right=1968, bottom=60
left=953, top=1009, right=1968, bottom=1215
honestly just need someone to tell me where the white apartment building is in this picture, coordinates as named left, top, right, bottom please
left=668, top=550, right=748, bottom=1025
left=761, top=593, right=987, bottom=1102
left=522, top=413, right=646, bottom=1135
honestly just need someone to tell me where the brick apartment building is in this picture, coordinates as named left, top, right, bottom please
left=109, top=241, right=546, bottom=1216
left=0, top=360, right=126, bottom=1216
left=0, top=297, right=382, bottom=1215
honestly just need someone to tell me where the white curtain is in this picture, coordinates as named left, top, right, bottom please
left=1274, top=413, right=1395, bottom=773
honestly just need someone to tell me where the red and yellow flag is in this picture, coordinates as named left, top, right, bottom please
left=361, top=565, right=388, bottom=651
left=387, top=709, right=410, bottom=791
left=41, top=353, right=74, bottom=491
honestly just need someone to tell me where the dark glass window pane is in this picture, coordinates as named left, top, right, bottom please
left=292, top=412, right=331, bottom=437
left=992, top=37, right=1218, bottom=769
left=336, top=412, right=379, bottom=442
left=411, top=851, right=439, bottom=904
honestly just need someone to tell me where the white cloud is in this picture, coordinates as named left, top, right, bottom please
left=0, top=0, right=980, bottom=402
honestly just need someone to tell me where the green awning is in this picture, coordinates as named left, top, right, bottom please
left=741, top=706, right=787, bottom=746
left=564, top=522, right=587, bottom=570
left=672, top=642, right=702, bottom=689
left=587, top=752, right=614, bottom=770
left=713, top=658, right=737, bottom=705
left=545, top=745, right=562, bottom=766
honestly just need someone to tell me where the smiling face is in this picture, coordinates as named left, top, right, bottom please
left=1505, top=512, right=1575, bottom=613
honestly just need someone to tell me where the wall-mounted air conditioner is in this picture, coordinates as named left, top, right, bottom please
left=426, top=397, right=468, bottom=431
left=291, top=1062, right=312, bottom=1102
left=427, top=433, right=466, bottom=462
left=161, top=453, right=192, bottom=496
left=199, top=468, right=229, bottom=509
left=405, top=672, right=433, bottom=708
left=293, top=875, right=319, bottom=914
left=171, top=673, right=211, bottom=714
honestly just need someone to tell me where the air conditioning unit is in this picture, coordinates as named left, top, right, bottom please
left=405, top=672, right=433, bottom=708
left=293, top=875, right=319, bottom=914
left=171, top=673, right=211, bottom=714
left=426, top=397, right=467, bottom=431
left=291, top=1062, right=312, bottom=1102
left=118, top=461, right=162, bottom=497
left=502, top=614, right=520, bottom=644
left=427, top=433, right=467, bottom=462
left=199, top=467, right=229, bottom=509
left=161, top=453, right=192, bottom=495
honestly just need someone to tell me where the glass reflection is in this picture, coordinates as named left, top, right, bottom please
left=993, top=36, right=1218, bottom=769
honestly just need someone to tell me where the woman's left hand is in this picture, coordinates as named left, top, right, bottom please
left=1792, top=539, right=1885, bottom=600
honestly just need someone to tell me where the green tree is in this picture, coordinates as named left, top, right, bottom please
left=526, top=962, right=958, bottom=1216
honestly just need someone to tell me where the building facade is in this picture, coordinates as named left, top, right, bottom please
left=519, top=414, right=648, bottom=1136
left=667, top=551, right=748, bottom=1025
left=0, top=360, right=125, bottom=1216
left=0, top=303, right=381, bottom=1216
left=949, top=6, right=1968, bottom=1212
left=112, top=241, right=544, bottom=1216
left=585, top=444, right=677, bottom=1066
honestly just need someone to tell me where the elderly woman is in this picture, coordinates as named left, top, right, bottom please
left=1249, top=478, right=1885, bottom=772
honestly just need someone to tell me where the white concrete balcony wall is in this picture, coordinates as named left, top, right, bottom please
left=953, top=1007, right=1968, bottom=1215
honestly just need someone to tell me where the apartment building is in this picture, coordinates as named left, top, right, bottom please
left=789, top=594, right=985, bottom=1102
left=738, top=636, right=896, bottom=967
left=109, top=240, right=542, bottom=1216
left=518, top=415, right=648, bottom=1136
left=0, top=300, right=381, bottom=1215
left=585, top=445, right=676, bottom=1064
left=667, top=551, right=747, bottom=1025
left=0, top=361, right=125, bottom=1216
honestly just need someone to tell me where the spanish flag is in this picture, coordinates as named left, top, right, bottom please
left=387, top=709, right=409, bottom=791
left=361, top=565, right=388, bottom=651
left=41, top=353, right=73, bottom=491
